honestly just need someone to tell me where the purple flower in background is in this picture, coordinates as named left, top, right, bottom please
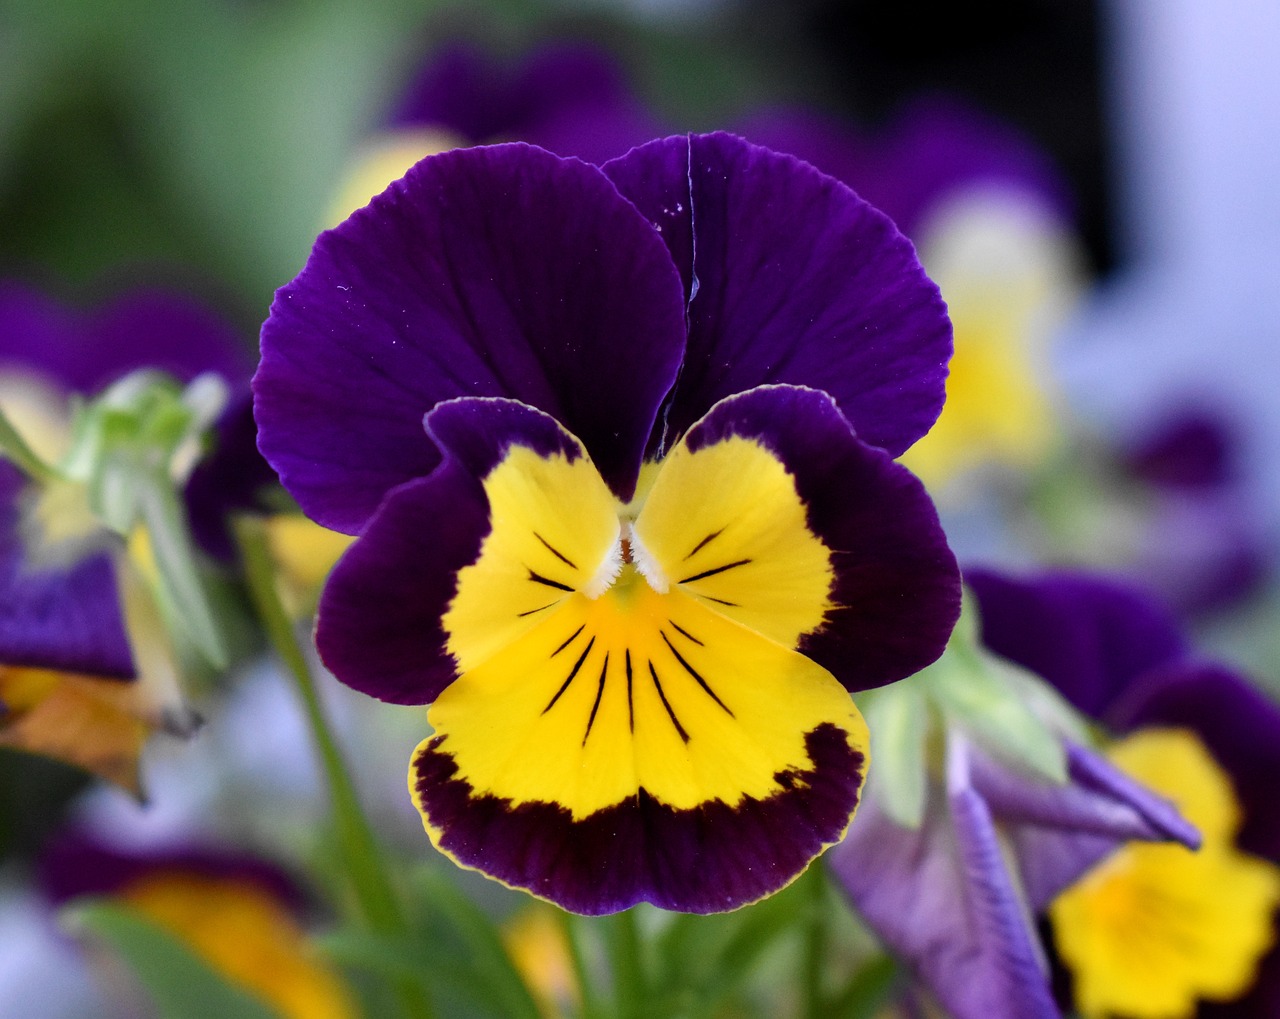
left=332, top=39, right=669, bottom=222
left=0, top=282, right=254, bottom=790
left=41, top=829, right=356, bottom=1019
left=741, top=96, right=1073, bottom=241
left=1116, top=406, right=1271, bottom=618
left=969, top=568, right=1280, bottom=1016
left=828, top=587, right=1197, bottom=1019
left=833, top=730, right=1196, bottom=1019
left=391, top=39, right=666, bottom=164
left=255, top=134, right=961, bottom=913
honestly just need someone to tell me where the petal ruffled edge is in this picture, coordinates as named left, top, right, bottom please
left=674, top=386, right=960, bottom=690
left=604, top=132, right=952, bottom=458
left=256, top=142, right=687, bottom=533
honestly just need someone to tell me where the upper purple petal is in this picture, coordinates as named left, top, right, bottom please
left=965, top=568, right=1188, bottom=720
left=315, top=398, right=580, bottom=705
left=1110, top=662, right=1280, bottom=862
left=0, top=463, right=134, bottom=679
left=254, top=143, right=688, bottom=533
left=682, top=385, right=959, bottom=690
left=603, top=132, right=952, bottom=458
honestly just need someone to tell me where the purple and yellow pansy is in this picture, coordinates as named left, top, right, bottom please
left=254, top=133, right=962, bottom=913
left=969, top=569, right=1280, bottom=1017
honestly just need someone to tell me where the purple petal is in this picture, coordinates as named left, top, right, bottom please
left=39, top=828, right=304, bottom=913
left=603, top=132, right=952, bottom=458
left=315, top=398, right=583, bottom=705
left=849, top=97, right=1074, bottom=239
left=1111, top=662, right=1280, bottom=861
left=681, top=386, right=959, bottom=690
left=1121, top=407, right=1239, bottom=491
left=0, top=463, right=134, bottom=679
left=0, top=284, right=252, bottom=396
left=390, top=40, right=650, bottom=159
left=255, top=143, right=687, bottom=533
left=993, top=742, right=1200, bottom=910
left=832, top=769, right=1059, bottom=1018
left=965, top=568, right=1188, bottom=719
left=183, top=391, right=278, bottom=561
left=413, top=721, right=863, bottom=914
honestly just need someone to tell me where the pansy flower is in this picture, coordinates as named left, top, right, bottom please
left=41, top=829, right=356, bottom=1019
left=742, top=98, right=1085, bottom=492
left=968, top=568, right=1280, bottom=1017
left=0, top=282, right=253, bottom=791
left=829, top=593, right=1198, bottom=1019
left=255, top=133, right=961, bottom=913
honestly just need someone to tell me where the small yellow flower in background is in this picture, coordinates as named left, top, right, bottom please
left=1051, top=728, right=1280, bottom=1018
left=122, top=871, right=357, bottom=1019
left=503, top=904, right=579, bottom=1017
left=262, top=514, right=354, bottom=617
left=901, top=191, right=1084, bottom=491
left=326, top=127, right=465, bottom=226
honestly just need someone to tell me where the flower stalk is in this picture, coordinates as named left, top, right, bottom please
left=236, top=516, right=436, bottom=1019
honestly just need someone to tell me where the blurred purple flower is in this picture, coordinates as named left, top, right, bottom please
left=391, top=39, right=667, bottom=165
left=740, top=96, right=1074, bottom=242
left=1116, top=406, right=1272, bottom=618
left=969, top=567, right=1280, bottom=1016
left=832, top=684, right=1195, bottom=1019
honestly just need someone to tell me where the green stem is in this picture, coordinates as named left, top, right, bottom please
left=605, top=908, right=646, bottom=1019
left=236, top=517, right=435, bottom=1019
left=802, top=865, right=829, bottom=1019
left=558, top=911, right=605, bottom=1019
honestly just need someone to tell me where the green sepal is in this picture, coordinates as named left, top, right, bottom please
left=854, top=681, right=930, bottom=829
left=62, top=899, right=283, bottom=1019
left=918, top=589, right=1068, bottom=785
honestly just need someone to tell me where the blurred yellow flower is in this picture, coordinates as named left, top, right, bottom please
left=1051, top=728, right=1280, bottom=1018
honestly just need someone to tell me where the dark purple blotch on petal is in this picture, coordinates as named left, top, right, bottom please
left=414, top=723, right=863, bottom=915
left=604, top=133, right=952, bottom=458
left=316, top=398, right=588, bottom=706
left=425, top=397, right=584, bottom=482
left=683, top=386, right=960, bottom=691
left=315, top=467, right=487, bottom=706
left=0, top=463, right=133, bottom=679
left=255, top=143, right=687, bottom=533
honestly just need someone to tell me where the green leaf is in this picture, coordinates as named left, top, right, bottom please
left=411, top=869, right=543, bottom=1019
left=64, top=899, right=283, bottom=1019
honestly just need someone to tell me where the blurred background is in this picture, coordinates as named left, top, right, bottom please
left=1, top=0, right=1279, bottom=1014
